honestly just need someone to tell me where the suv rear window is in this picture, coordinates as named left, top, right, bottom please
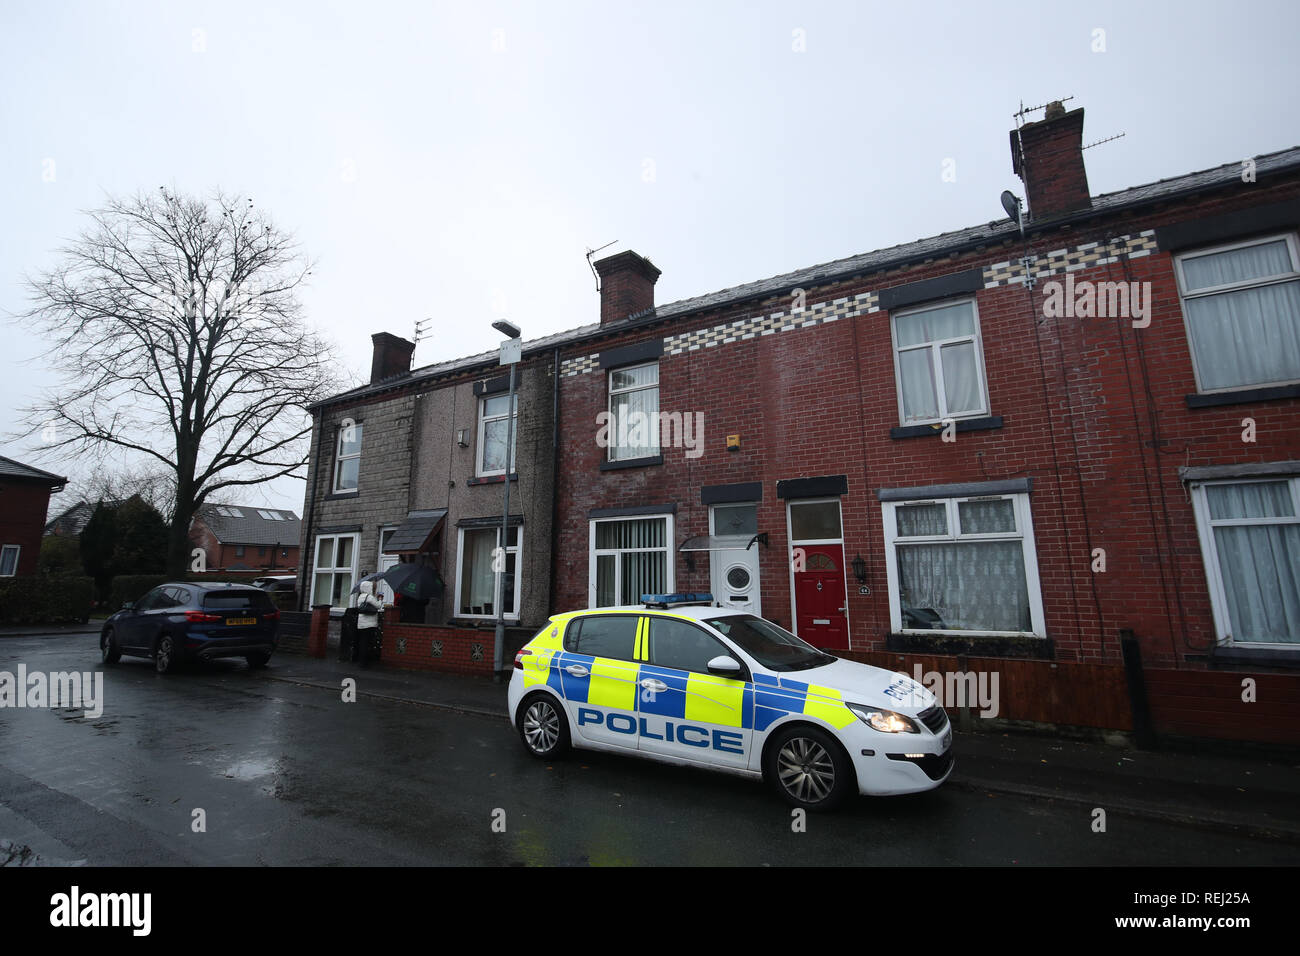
left=203, top=589, right=274, bottom=611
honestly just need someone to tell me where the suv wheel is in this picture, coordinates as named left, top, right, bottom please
left=155, top=634, right=177, bottom=674
left=765, top=725, right=854, bottom=811
left=517, top=693, right=570, bottom=759
left=101, top=628, right=121, bottom=665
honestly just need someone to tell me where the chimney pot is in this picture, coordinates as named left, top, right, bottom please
left=595, top=250, right=661, bottom=325
left=1011, top=104, right=1092, bottom=220
left=370, top=332, right=416, bottom=384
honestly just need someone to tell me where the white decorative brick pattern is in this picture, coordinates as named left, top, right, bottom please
left=983, top=231, right=1157, bottom=288
left=560, top=354, right=599, bottom=377
left=662, top=291, right=879, bottom=356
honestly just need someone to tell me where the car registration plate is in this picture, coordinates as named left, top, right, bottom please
left=227, top=617, right=256, bottom=626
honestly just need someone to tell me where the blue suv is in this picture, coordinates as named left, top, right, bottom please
left=101, top=582, right=280, bottom=674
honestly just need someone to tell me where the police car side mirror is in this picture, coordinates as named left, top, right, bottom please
left=707, top=656, right=742, bottom=677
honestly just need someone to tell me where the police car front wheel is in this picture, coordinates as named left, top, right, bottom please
left=518, top=693, right=570, bottom=759
left=765, top=725, right=853, bottom=811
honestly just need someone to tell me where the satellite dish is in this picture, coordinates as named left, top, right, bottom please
left=1000, top=190, right=1022, bottom=224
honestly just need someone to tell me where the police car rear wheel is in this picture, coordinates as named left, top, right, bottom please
left=767, top=726, right=852, bottom=811
left=518, top=693, right=569, bottom=759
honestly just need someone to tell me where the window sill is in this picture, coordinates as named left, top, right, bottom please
left=1185, top=384, right=1300, bottom=408
left=467, top=473, right=518, bottom=486
left=886, top=631, right=1054, bottom=659
left=600, top=455, right=663, bottom=472
left=890, top=416, right=1004, bottom=440
left=1207, top=644, right=1300, bottom=667
left=324, top=490, right=359, bottom=501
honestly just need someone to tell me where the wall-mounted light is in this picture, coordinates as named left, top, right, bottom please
left=457, top=429, right=469, bottom=448
left=852, top=553, right=867, bottom=585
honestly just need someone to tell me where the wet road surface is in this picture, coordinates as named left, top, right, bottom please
left=2, top=632, right=1296, bottom=866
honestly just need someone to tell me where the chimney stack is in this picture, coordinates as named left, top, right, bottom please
left=1011, top=101, right=1092, bottom=220
left=370, top=332, right=416, bottom=384
left=595, top=250, right=661, bottom=325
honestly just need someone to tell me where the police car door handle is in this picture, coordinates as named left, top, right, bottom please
left=640, top=679, right=667, bottom=694
left=564, top=664, right=590, bottom=678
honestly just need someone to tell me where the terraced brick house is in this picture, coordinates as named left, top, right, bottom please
left=297, top=332, right=559, bottom=673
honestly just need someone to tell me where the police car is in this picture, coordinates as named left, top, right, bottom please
left=508, top=594, right=953, bottom=811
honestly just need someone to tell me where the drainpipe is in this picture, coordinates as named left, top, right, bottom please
left=299, top=412, right=322, bottom=612
left=550, top=346, right=560, bottom=614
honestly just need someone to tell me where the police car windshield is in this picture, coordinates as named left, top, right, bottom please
left=703, top=615, right=835, bottom=671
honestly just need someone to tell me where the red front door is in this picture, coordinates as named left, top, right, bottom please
left=794, top=543, right=849, bottom=649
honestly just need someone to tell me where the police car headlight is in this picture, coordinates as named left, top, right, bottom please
left=847, top=703, right=920, bottom=734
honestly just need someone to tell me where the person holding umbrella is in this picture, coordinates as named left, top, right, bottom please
left=355, top=579, right=384, bottom=665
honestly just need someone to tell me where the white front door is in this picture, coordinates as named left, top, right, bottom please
left=709, top=504, right=761, bottom=615
left=377, top=527, right=400, bottom=605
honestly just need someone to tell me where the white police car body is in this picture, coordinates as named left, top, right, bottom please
left=508, top=594, right=953, bottom=810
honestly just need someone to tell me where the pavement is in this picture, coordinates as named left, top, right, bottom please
left=249, top=649, right=1300, bottom=845
left=5, top=625, right=1299, bottom=844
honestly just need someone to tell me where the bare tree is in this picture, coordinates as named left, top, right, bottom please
left=19, top=188, right=340, bottom=575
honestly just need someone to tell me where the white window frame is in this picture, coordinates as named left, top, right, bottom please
left=1174, top=232, right=1300, bottom=394
left=588, top=513, right=674, bottom=607
left=881, top=493, right=1045, bottom=637
left=606, top=361, right=660, bottom=462
left=311, top=532, right=360, bottom=610
left=889, top=297, right=990, bottom=425
left=475, top=393, right=517, bottom=477
left=1190, top=476, right=1300, bottom=649
left=455, top=524, right=522, bottom=621
left=332, top=422, right=363, bottom=494
left=0, top=544, right=20, bottom=577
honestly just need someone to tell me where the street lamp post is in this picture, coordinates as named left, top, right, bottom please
left=492, top=319, right=521, bottom=682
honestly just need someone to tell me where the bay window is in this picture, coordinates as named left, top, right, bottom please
left=311, top=533, right=359, bottom=609
left=1192, top=477, right=1300, bottom=645
left=890, top=299, right=989, bottom=424
left=882, top=493, right=1044, bottom=635
left=457, top=525, right=521, bottom=619
left=477, top=393, right=517, bottom=476
left=333, top=422, right=363, bottom=493
left=1176, top=234, right=1300, bottom=392
left=607, top=363, right=660, bottom=461
left=589, top=514, right=672, bottom=607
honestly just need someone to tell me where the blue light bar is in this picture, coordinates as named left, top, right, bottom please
left=641, top=592, right=714, bottom=606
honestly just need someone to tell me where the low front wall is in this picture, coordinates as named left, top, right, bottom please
left=381, top=622, right=498, bottom=675
left=1144, top=669, right=1300, bottom=746
left=840, top=649, right=1300, bottom=747
left=842, top=650, right=1132, bottom=731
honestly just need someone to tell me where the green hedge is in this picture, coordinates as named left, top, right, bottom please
left=0, top=575, right=95, bottom=626
left=108, top=574, right=173, bottom=610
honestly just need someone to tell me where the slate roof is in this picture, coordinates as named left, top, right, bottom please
left=312, top=144, right=1300, bottom=411
left=0, top=455, right=67, bottom=487
left=195, top=503, right=301, bottom=547
left=45, top=499, right=120, bottom=536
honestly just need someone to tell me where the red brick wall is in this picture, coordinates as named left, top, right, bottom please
left=0, top=481, right=57, bottom=577
left=552, top=178, right=1300, bottom=687
left=382, top=623, right=497, bottom=676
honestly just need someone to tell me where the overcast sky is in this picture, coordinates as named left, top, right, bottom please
left=3, top=0, right=1298, bottom=517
